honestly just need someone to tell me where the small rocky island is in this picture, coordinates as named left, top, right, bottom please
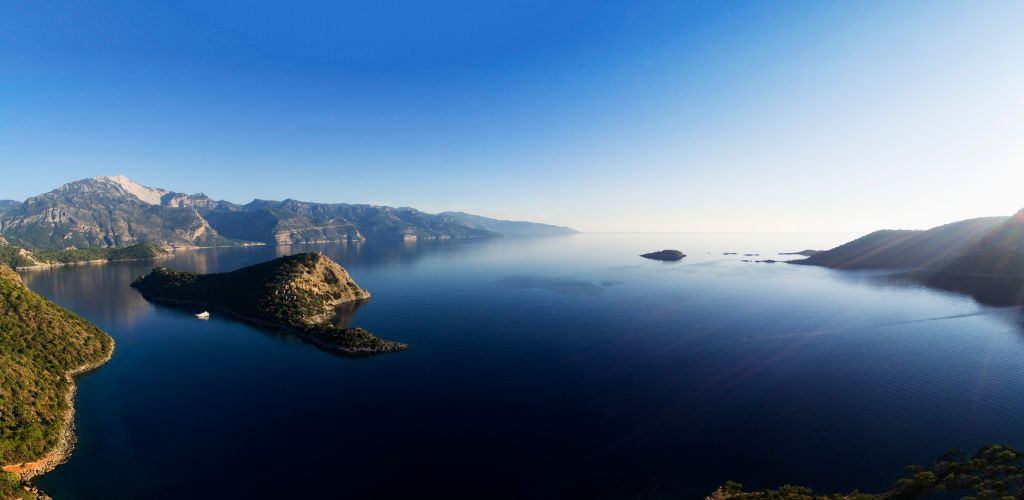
left=130, top=253, right=407, bottom=355
left=640, top=249, right=686, bottom=261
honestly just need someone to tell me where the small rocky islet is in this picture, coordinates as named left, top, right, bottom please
left=131, top=252, right=406, bottom=355
left=640, top=249, right=686, bottom=261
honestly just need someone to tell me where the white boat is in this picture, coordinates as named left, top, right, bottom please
left=195, top=311, right=210, bottom=320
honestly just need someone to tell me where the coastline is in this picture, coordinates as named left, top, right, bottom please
left=15, top=258, right=111, bottom=271
left=132, top=292, right=406, bottom=355
left=11, top=241, right=267, bottom=272
left=1, top=340, right=116, bottom=481
left=14, top=255, right=171, bottom=272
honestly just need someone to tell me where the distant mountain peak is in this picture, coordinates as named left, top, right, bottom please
left=91, top=175, right=167, bottom=204
left=2, top=177, right=577, bottom=249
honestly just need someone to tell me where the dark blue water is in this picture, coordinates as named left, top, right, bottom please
left=21, top=234, right=1024, bottom=499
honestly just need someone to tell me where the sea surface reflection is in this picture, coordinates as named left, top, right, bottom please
left=19, top=233, right=1024, bottom=499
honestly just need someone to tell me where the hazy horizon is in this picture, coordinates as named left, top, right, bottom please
left=3, top=1, right=1022, bottom=232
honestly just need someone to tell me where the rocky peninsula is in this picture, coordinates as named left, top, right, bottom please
left=0, top=266, right=114, bottom=499
left=130, top=253, right=407, bottom=355
left=1, top=242, right=168, bottom=271
left=792, top=208, right=1024, bottom=306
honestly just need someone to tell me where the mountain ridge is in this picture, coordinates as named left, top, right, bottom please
left=0, top=201, right=19, bottom=214
left=439, top=211, right=577, bottom=237
left=0, top=176, right=577, bottom=249
left=792, top=216, right=1008, bottom=270
left=793, top=208, right=1024, bottom=305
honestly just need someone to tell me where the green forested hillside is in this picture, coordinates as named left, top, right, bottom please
left=712, top=444, right=1024, bottom=500
left=0, top=472, right=30, bottom=500
left=0, top=266, right=113, bottom=498
left=0, top=242, right=166, bottom=270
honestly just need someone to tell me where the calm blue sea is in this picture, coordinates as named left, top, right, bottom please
left=21, top=234, right=1024, bottom=499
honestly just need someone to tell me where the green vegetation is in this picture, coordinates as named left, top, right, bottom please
left=713, top=480, right=873, bottom=499
left=1, top=471, right=32, bottom=500
left=0, top=267, right=113, bottom=498
left=715, top=444, right=1024, bottom=499
left=31, top=242, right=166, bottom=264
left=0, top=249, right=33, bottom=270
left=1, top=477, right=32, bottom=499
left=131, top=253, right=406, bottom=354
left=0, top=242, right=166, bottom=269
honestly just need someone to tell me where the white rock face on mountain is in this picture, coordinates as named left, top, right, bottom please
left=93, top=175, right=168, bottom=205
left=0, top=176, right=232, bottom=248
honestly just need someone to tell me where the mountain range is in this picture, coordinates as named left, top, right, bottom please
left=794, top=208, right=1024, bottom=305
left=0, top=176, right=576, bottom=249
left=0, top=200, right=20, bottom=215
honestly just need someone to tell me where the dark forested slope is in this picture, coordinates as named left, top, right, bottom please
left=0, top=266, right=113, bottom=496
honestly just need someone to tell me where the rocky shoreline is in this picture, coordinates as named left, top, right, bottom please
left=14, top=258, right=111, bottom=271
left=129, top=253, right=407, bottom=355
left=13, top=252, right=173, bottom=272
left=11, top=241, right=269, bottom=272
left=2, top=341, right=115, bottom=482
left=132, top=292, right=406, bottom=355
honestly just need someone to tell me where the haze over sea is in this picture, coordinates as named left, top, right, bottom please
left=18, top=233, right=1024, bottom=499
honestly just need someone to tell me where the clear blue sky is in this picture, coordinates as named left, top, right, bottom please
left=2, top=1, right=1022, bottom=232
